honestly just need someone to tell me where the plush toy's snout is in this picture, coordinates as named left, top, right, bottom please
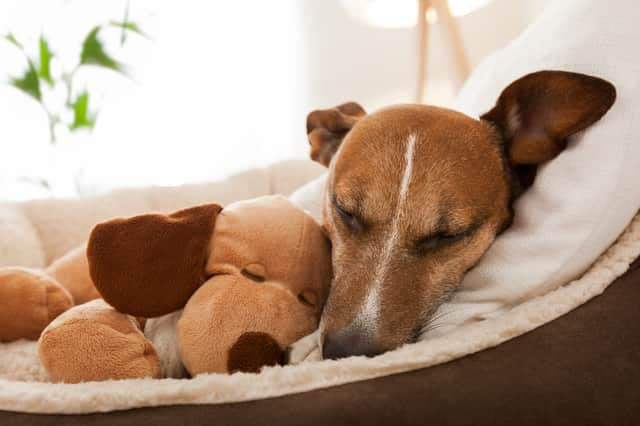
left=179, top=196, right=332, bottom=374
left=228, top=332, right=285, bottom=373
left=178, top=275, right=318, bottom=374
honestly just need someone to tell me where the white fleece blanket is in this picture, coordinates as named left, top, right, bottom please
left=0, top=211, right=638, bottom=414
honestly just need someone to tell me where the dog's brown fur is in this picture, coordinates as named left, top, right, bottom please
left=308, top=71, right=616, bottom=358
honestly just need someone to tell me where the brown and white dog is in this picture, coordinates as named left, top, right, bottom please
left=301, top=71, right=616, bottom=360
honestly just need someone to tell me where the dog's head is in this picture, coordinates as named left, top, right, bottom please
left=306, top=71, right=615, bottom=359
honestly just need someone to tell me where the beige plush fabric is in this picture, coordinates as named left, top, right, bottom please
left=0, top=159, right=638, bottom=414
left=0, top=207, right=45, bottom=268
left=38, top=300, right=161, bottom=383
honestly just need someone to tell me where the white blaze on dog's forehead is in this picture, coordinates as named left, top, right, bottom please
left=355, top=133, right=417, bottom=335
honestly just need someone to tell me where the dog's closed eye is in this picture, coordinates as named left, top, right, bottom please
left=413, top=229, right=473, bottom=255
left=333, top=196, right=363, bottom=232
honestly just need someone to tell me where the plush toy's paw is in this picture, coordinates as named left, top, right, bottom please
left=0, top=268, right=74, bottom=341
left=286, top=330, right=322, bottom=364
left=38, top=299, right=161, bottom=383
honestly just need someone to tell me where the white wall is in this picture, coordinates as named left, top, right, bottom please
left=298, top=0, right=551, bottom=112
left=0, top=0, right=550, bottom=200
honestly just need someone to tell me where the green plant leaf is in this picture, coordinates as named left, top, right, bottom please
left=110, top=21, right=146, bottom=43
left=38, top=35, right=54, bottom=86
left=4, top=32, right=22, bottom=49
left=80, top=26, right=123, bottom=73
left=69, top=90, right=96, bottom=130
left=10, top=60, right=41, bottom=100
left=110, top=0, right=147, bottom=46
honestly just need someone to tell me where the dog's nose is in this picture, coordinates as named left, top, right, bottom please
left=322, top=328, right=382, bottom=360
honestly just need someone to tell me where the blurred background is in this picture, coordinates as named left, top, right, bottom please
left=0, top=0, right=550, bottom=201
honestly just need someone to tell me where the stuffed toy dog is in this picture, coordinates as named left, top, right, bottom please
left=1, top=195, right=331, bottom=383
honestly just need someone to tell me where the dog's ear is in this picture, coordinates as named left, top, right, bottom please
left=87, top=204, right=222, bottom=318
left=306, top=102, right=366, bottom=167
left=481, top=70, right=616, bottom=187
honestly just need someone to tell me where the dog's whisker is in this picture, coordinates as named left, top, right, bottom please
left=416, top=304, right=465, bottom=340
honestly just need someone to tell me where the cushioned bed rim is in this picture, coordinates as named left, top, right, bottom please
left=1, top=212, right=639, bottom=414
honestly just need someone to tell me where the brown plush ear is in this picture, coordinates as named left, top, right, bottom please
left=87, top=203, right=222, bottom=318
left=481, top=70, right=616, bottom=188
left=227, top=332, right=285, bottom=373
left=306, top=102, right=366, bottom=167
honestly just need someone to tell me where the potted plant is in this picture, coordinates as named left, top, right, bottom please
left=2, top=3, right=147, bottom=198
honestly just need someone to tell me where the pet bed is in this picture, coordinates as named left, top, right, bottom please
left=2, top=0, right=640, bottom=421
left=2, top=254, right=639, bottom=425
left=0, top=156, right=639, bottom=417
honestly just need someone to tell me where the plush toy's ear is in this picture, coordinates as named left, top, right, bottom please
left=306, top=102, right=366, bottom=167
left=481, top=70, right=616, bottom=189
left=87, top=203, right=222, bottom=318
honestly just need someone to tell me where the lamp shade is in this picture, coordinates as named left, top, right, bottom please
left=341, top=0, right=493, bottom=28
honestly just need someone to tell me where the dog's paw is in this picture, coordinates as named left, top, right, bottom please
left=286, top=330, right=321, bottom=364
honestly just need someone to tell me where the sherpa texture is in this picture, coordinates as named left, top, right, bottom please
left=0, top=208, right=638, bottom=413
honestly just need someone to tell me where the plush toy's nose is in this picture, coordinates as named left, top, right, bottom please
left=322, top=326, right=383, bottom=360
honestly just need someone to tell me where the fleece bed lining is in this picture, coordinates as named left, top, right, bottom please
left=0, top=211, right=639, bottom=414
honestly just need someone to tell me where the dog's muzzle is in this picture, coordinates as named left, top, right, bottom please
left=322, top=325, right=383, bottom=360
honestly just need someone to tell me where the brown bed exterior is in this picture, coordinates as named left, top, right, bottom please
left=2, top=256, right=639, bottom=426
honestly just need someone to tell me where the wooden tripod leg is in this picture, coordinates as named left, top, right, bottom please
left=432, top=0, right=471, bottom=83
left=416, top=0, right=431, bottom=103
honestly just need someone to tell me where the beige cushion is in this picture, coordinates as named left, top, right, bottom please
left=0, top=206, right=46, bottom=268
left=0, top=160, right=324, bottom=266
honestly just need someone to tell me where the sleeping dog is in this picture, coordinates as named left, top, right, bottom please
left=0, top=71, right=615, bottom=367
left=295, top=70, right=615, bottom=360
